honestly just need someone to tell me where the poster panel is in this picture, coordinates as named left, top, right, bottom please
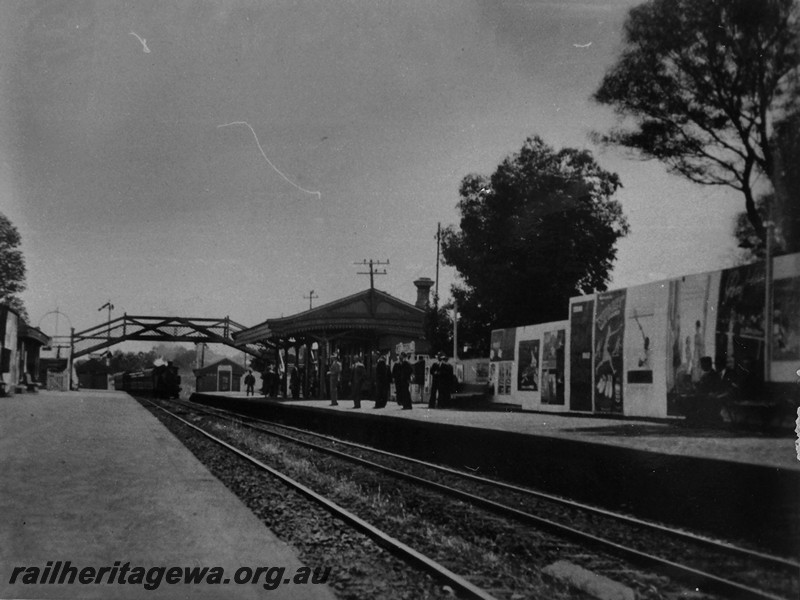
left=594, top=290, right=626, bottom=414
left=490, top=328, right=517, bottom=362
left=517, top=340, right=540, bottom=392
left=625, top=311, right=654, bottom=384
left=625, top=288, right=655, bottom=385
left=541, top=329, right=565, bottom=404
left=773, top=276, right=800, bottom=361
left=497, top=362, right=513, bottom=395
left=569, top=299, right=594, bottom=411
left=666, top=273, right=717, bottom=416
left=714, top=262, right=765, bottom=380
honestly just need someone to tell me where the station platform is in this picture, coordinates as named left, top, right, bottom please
left=202, top=393, right=800, bottom=471
left=194, top=393, right=800, bottom=556
left=0, top=391, right=336, bottom=600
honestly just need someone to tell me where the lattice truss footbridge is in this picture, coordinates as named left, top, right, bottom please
left=70, top=315, right=266, bottom=360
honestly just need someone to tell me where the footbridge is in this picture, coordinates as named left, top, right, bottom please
left=70, top=315, right=266, bottom=360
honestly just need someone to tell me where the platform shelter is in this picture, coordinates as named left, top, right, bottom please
left=233, top=279, right=433, bottom=399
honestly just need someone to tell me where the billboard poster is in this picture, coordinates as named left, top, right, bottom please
left=517, top=340, right=540, bottom=392
left=490, top=328, right=517, bottom=362
left=666, top=273, right=717, bottom=415
left=594, top=290, right=626, bottom=414
left=541, top=329, right=565, bottom=404
left=773, top=276, right=800, bottom=361
left=625, top=286, right=656, bottom=386
left=569, top=299, right=594, bottom=411
left=497, top=362, right=512, bottom=395
left=715, top=262, right=765, bottom=378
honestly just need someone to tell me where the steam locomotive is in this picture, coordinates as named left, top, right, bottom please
left=113, top=363, right=181, bottom=399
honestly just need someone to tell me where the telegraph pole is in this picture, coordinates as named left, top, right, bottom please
left=764, top=202, right=775, bottom=384
left=355, top=259, right=389, bottom=290
left=452, top=298, right=458, bottom=361
left=435, top=223, right=441, bottom=307
left=303, top=290, right=319, bottom=310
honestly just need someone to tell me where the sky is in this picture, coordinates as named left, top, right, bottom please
left=0, top=0, right=748, bottom=344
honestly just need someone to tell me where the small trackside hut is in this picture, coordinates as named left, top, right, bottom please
left=194, top=357, right=246, bottom=393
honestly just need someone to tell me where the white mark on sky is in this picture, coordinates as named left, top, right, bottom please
left=573, top=42, right=592, bottom=48
left=129, top=31, right=151, bottom=53
left=218, top=121, right=322, bottom=199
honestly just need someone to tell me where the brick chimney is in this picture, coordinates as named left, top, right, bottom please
left=413, top=277, right=434, bottom=309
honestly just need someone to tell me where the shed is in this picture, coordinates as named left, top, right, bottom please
left=75, top=358, right=111, bottom=390
left=194, top=357, right=246, bottom=393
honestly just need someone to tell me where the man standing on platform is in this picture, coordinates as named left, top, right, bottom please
left=328, top=355, right=342, bottom=406
left=392, top=352, right=413, bottom=410
left=374, top=352, right=390, bottom=408
left=428, top=353, right=443, bottom=408
left=262, top=364, right=276, bottom=397
left=351, top=355, right=365, bottom=409
left=438, top=354, right=454, bottom=408
left=244, top=369, right=256, bottom=397
left=413, top=355, right=426, bottom=404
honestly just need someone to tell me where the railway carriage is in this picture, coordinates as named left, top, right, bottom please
left=113, top=364, right=181, bottom=398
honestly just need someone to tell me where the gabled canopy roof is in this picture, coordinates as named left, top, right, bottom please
left=234, top=288, right=425, bottom=345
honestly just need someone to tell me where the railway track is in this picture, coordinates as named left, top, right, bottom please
left=148, top=397, right=799, bottom=600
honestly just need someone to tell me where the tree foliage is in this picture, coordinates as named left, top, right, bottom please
left=441, top=136, right=629, bottom=349
left=424, top=302, right=454, bottom=357
left=594, top=0, right=800, bottom=241
left=0, top=212, right=27, bottom=319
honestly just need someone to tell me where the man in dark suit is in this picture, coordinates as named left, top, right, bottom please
left=438, top=355, right=454, bottom=408
left=392, top=352, right=413, bottom=410
left=428, top=353, right=443, bottom=408
left=374, top=352, right=390, bottom=408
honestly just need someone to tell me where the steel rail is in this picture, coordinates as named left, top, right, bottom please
left=171, top=398, right=797, bottom=600
left=184, top=398, right=799, bottom=572
left=145, top=399, right=500, bottom=600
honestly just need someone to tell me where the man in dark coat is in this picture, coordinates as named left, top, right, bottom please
left=374, top=352, right=390, bottom=408
left=413, top=356, right=426, bottom=404
left=392, top=352, right=413, bottom=410
left=262, top=364, right=276, bottom=397
left=351, top=355, right=365, bottom=409
left=244, top=369, right=256, bottom=397
left=428, top=353, right=443, bottom=408
left=438, top=355, right=454, bottom=408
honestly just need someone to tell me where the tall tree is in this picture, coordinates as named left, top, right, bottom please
left=0, top=212, right=28, bottom=320
left=423, top=302, right=454, bottom=357
left=770, top=107, right=800, bottom=251
left=733, top=107, right=799, bottom=261
left=593, top=0, right=800, bottom=241
left=441, top=136, right=629, bottom=349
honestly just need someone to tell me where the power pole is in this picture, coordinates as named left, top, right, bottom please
left=452, top=298, right=458, bottom=361
left=435, top=223, right=441, bottom=307
left=355, top=259, right=389, bottom=290
left=764, top=201, right=775, bottom=384
left=303, top=290, right=319, bottom=310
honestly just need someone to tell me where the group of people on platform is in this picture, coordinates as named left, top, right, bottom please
left=326, top=351, right=456, bottom=410
left=682, top=354, right=761, bottom=423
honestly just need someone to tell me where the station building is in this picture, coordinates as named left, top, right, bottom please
left=0, top=304, right=51, bottom=395
left=234, top=278, right=434, bottom=399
